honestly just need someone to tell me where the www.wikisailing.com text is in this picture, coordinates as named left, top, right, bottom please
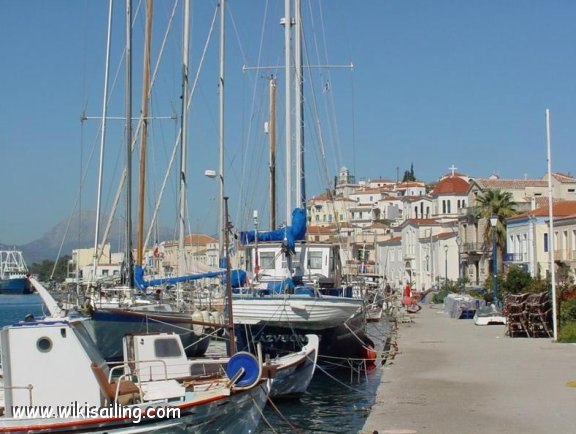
left=12, top=402, right=180, bottom=424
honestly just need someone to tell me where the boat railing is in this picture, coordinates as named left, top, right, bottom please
left=0, top=384, right=34, bottom=407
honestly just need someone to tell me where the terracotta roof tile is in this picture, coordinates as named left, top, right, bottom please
left=475, top=179, right=547, bottom=189
left=551, top=172, right=576, bottom=183
left=431, top=176, right=470, bottom=196
left=509, top=200, right=576, bottom=220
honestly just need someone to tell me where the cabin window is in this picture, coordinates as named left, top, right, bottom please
left=260, top=252, right=276, bottom=269
left=37, top=337, right=53, bottom=353
left=282, top=253, right=300, bottom=269
left=154, top=338, right=183, bottom=358
left=308, top=252, right=323, bottom=270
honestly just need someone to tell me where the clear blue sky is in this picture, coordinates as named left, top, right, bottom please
left=1, top=1, right=575, bottom=246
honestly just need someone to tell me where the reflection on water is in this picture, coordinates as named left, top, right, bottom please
left=257, top=321, right=389, bottom=434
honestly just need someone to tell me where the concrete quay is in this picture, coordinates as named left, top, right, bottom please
left=362, top=305, right=576, bottom=434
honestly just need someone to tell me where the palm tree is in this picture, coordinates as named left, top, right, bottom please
left=476, top=189, right=516, bottom=273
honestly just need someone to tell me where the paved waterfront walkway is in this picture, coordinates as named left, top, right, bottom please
left=362, top=305, right=576, bottom=434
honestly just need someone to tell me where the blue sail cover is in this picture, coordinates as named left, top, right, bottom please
left=239, top=208, right=307, bottom=252
left=134, top=265, right=246, bottom=290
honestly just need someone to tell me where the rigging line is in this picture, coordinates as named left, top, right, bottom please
left=99, top=0, right=178, bottom=262
left=49, top=112, right=104, bottom=281
left=266, top=396, right=304, bottom=434
left=313, top=361, right=364, bottom=393
left=305, top=0, right=343, bottom=173
left=233, top=1, right=276, bottom=229
left=143, top=2, right=218, bottom=252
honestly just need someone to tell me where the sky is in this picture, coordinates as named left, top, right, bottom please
left=1, top=1, right=576, bottom=247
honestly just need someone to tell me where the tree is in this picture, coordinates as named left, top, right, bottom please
left=476, top=189, right=516, bottom=273
left=29, top=255, right=71, bottom=283
left=401, top=163, right=416, bottom=182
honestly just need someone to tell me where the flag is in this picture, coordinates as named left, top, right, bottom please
left=153, top=242, right=159, bottom=257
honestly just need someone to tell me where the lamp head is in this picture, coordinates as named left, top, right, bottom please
left=489, top=215, right=498, bottom=227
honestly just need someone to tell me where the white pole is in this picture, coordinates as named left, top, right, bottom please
left=218, top=0, right=225, bottom=262
left=545, top=108, right=558, bottom=341
left=178, top=0, right=190, bottom=305
left=284, top=0, right=292, bottom=222
left=92, top=0, right=113, bottom=284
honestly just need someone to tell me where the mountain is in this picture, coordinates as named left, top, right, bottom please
left=2, top=211, right=174, bottom=265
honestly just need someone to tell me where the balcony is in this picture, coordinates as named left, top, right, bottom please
left=553, top=250, right=576, bottom=262
left=504, top=253, right=528, bottom=263
left=461, top=242, right=486, bottom=254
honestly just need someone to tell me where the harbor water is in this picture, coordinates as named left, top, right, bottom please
left=0, top=294, right=389, bottom=433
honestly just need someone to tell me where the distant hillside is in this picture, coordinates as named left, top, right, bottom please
left=1, top=211, right=174, bottom=265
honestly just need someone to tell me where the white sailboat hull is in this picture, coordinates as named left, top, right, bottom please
left=232, top=295, right=363, bottom=329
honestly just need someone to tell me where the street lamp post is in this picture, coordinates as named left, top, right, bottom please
left=455, top=236, right=462, bottom=284
left=489, top=216, right=499, bottom=305
left=444, top=244, right=448, bottom=292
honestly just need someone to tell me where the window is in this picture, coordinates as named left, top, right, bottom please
left=339, top=214, right=344, bottom=221
left=282, top=253, right=300, bottom=269
left=308, top=251, right=323, bottom=269
left=328, top=214, right=333, bottom=222
left=544, top=233, right=548, bottom=253
left=315, top=215, right=319, bottom=222
left=442, top=200, right=446, bottom=213
left=154, top=338, right=183, bottom=358
left=260, top=252, right=276, bottom=269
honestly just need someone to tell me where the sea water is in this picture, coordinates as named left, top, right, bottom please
left=0, top=295, right=388, bottom=434
left=0, top=294, right=46, bottom=325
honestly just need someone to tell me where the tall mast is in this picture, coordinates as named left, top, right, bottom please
left=269, top=77, right=277, bottom=229
left=125, top=0, right=134, bottom=288
left=294, top=0, right=305, bottom=208
left=178, top=0, right=190, bottom=304
left=92, top=0, right=113, bottom=283
left=283, top=0, right=292, bottom=223
left=218, top=0, right=226, bottom=264
left=137, top=0, right=153, bottom=267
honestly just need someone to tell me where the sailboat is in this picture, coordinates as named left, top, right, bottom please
left=231, top=0, right=373, bottom=369
left=77, top=0, right=222, bottom=361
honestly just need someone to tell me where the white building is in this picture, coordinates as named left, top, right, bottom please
left=505, top=201, right=576, bottom=279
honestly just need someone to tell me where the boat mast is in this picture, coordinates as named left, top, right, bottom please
left=223, top=196, right=236, bottom=355
left=137, top=0, right=154, bottom=268
left=218, top=0, right=226, bottom=265
left=283, top=0, right=292, bottom=223
left=92, top=0, right=114, bottom=285
left=269, top=77, right=277, bottom=229
left=294, top=0, right=305, bottom=209
left=178, top=0, right=191, bottom=305
left=125, top=0, right=134, bottom=288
